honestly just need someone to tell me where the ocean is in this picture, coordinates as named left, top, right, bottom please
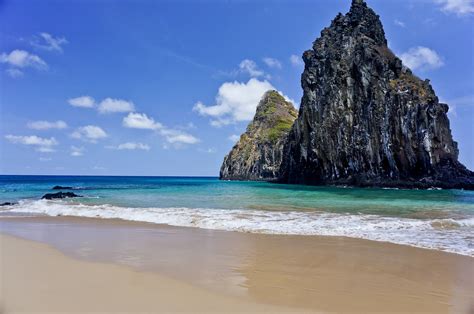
left=1, top=175, right=473, bottom=256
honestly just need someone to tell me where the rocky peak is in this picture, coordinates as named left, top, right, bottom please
left=220, top=91, right=297, bottom=181
left=280, top=0, right=473, bottom=189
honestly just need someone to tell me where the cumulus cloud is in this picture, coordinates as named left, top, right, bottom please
left=123, top=112, right=199, bottom=145
left=5, top=135, right=58, bottom=152
left=289, top=54, right=303, bottom=66
left=0, top=50, right=48, bottom=72
left=123, top=112, right=162, bottom=130
left=31, top=33, right=68, bottom=53
left=193, top=78, right=292, bottom=126
left=435, top=0, right=474, bottom=15
left=228, top=134, right=240, bottom=142
left=263, top=57, right=282, bottom=69
left=98, top=98, right=135, bottom=114
left=106, top=142, right=151, bottom=151
left=160, top=129, right=200, bottom=144
left=71, top=125, right=107, bottom=142
left=400, top=46, right=444, bottom=71
left=68, top=96, right=96, bottom=108
left=70, top=145, right=85, bottom=157
left=27, top=120, right=67, bottom=130
left=68, top=96, right=135, bottom=113
left=239, top=59, right=265, bottom=77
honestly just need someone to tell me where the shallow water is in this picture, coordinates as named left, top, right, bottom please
left=1, top=175, right=473, bottom=256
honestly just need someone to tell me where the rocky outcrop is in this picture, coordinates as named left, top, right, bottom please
left=220, top=91, right=297, bottom=180
left=280, top=0, right=474, bottom=189
left=42, top=192, right=82, bottom=200
left=52, top=186, right=74, bottom=190
left=0, top=202, right=16, bottom=206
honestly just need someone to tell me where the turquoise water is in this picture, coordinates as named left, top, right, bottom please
left=1, top=175, right=473, bottom=255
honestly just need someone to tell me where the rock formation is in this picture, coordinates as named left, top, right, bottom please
left=52, top=186, right=74, bottom=190
left=280, top=0, right=474, bottom=189
left=220, top=91, right=297, bottom=180
left=42, top=192, right=82, bottom=200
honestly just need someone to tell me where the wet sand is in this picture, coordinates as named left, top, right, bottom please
left=1, top=216, right=473, bottom=313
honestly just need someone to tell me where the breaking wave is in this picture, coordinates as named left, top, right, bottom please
left=2, top=199, right=473, bottom=256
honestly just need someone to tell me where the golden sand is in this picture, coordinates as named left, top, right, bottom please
left=1, top=216, right=473, bottom=313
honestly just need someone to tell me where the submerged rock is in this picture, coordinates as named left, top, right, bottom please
left=0, top=202, right=16, bottom=206
left=52, top=185, right=74, bottom=190
left=41, top=192, right=82, bottom=200
left=279, top=0, right=474, bottom=189
left=220, top=90, right=298, bottom=180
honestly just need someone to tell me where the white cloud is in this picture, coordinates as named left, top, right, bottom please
left=289, top=54, right=303, bottom=67
left=106, top=142, right=151, bottom=151
left=98, top=98, right=135, bottom=114
left=68, top=96, right=96, bottom=108
left=28, top=120, right=67, bottom=130
left=394, top=19, right=406, bottom=27
left=400, top=46, right=444, bottom=71
left=263, top=57, right=282, bottom=69
left=435, top=0, right=474, bottom=16
left=70, top=145, right=85, bottom=157
left=123, top=112, right=199, bottom=145
left=229, top=134, right=240, bottom=142
left=39, top=157, right=52, bottom=161
left=5, top=134, right=58, bottom=152
left=160, top=129, right=200, bottom=144
left=5, top=68, right=23, bottom=78
left=239, top=59, right=265, bottom=77
left=123, top=112, right=162, bottom=130
left=71, top=125, right=107, bottom=142
left=193, top=78, right=292, bottom=126
left=31, top=33, right=68, bottom=53
left=68, top=96, right=134, bottom=113
left=0, top=49, right=47, bottom=70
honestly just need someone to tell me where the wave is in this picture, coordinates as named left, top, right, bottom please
left=2, top=199, right=474, bottom=256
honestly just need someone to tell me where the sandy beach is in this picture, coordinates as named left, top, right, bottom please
left=1, top=216, right=473, bottom=313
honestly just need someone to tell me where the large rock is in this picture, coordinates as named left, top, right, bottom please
left=220, top=90, right=298, bottom=181
left=41, top=192, right=82, bottom=200
left=280, top=0, right=473, bottom=189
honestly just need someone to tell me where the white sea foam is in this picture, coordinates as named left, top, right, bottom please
left=3, top=199, right=474, bottom=256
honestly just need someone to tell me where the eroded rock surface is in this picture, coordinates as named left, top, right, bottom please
left=280, top=0, right=473, bottom=189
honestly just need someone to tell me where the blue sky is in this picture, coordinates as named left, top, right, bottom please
left=1, top=0, right=473, bottom=176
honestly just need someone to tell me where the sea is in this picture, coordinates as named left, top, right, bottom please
left=1, top=175, right=473, bottom=256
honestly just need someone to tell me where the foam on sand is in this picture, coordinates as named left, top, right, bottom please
left=2, top=199, right=473, bottom=256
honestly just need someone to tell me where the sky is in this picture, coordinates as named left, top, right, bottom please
left=0, top=0, right=473, bottom=176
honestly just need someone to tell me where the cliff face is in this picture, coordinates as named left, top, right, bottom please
left=280, top=0, right=473, bottom=189
left=220, top=91, right=297, bottom=181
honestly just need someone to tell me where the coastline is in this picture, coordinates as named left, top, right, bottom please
left=1, top=216, right=473, bottom=313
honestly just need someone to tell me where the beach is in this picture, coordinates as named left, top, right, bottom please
left=1, top=216, right=473, bottom=313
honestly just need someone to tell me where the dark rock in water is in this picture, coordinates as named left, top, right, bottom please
left=278, top=0, right=474, bottom=189
left=220, top=90, right=298, bottom=181
left=52, top=185, right=74, bottom=190
left=0, top=202, right=16, bottom=206
left=41, top=192, right=82, bottom=200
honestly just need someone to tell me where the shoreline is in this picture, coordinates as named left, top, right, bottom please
left=2, top=213, right=473, bottom=258
left=1, top=215, right=473, bottom=312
